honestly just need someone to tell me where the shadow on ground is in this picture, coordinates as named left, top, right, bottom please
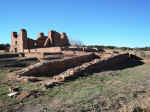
left=95, top=59, right=144, bottom=72
left=89, top=55, right=144, bottom=73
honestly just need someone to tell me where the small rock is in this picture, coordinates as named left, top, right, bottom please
left=44, top=82, right=56, bottom=88
left=9, top=87, right=20, bottom=92
left=8, top=92, right=18, bottom=97
left=16, top=75, right=21, bottom=78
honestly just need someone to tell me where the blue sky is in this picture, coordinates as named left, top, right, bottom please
left=0, top=0, right=150, bottom=47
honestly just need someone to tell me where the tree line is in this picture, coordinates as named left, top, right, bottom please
left=1, top=42, right=150, bottom=51
left=0, top=43, right=10, bottom=50
left=86, top=45, right=150, bottom=51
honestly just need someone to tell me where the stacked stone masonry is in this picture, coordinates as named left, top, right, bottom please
left=52, top=53, right=129, bottom=82
left=10, top=29, right=70, bottom=53
left=8, top=53, right=130, bottom=86
left=15, top=53, right=129, bottom=77
left=43, top=53, right=130, bottom=87
left=15, top=53, right=98, bottom=76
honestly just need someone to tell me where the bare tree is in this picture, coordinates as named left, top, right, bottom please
left=69, top=39, right=84, bottom=47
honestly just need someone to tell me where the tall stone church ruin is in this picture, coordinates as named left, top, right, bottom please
left=10, top=29, right=70, bottom=52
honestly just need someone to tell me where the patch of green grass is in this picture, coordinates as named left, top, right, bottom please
left=36, top=63, right=150, bottom=111
left=1, top=62, right=150, bottom=111
left=0, top=84, right=18, bottom=105
left=0, top=71, right=18, bottom=104
left=0, top=71, right=7, bottom=80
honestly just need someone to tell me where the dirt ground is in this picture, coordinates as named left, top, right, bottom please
left=0, top=58, right=150, bottom=112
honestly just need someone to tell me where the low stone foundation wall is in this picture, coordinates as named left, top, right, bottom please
left=24, top=52, right=44, bottom=58
left=24, top=47, right=62, bottom=53
left=135, top=51, right=150, bottom=60
left=0, top=50, right=6, bottom=53
left=15, top=53, right=98, bottom=76
left=63, top=51, right=87, bottom=56
left=10, top=53, right=130, bottom=85
left=44, top=53, right=130, bottom=86
left=88, top=53, right=130, bottom=70
left=62, top=53, right=129, bottom=78
left=0, top=53, right=19, bottom=58
left=24, top=52, right=63, bottom=58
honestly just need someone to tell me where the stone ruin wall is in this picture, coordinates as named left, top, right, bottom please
left=24, top=47, right=62, bottom=58
left=10, top=29, right=36, bottom=53
left=10, top=29, right=70, bottom=53
left=52, top=53, right=129, bottom=83
left=0, top=53, right=19, bottom=58
left=24, top=47, right=62, bottom=53
left=15, top=53, right=130, bottom=77
left=15, top=53, right=97, bottom=76
left=89, top=53, right=130, bottom=70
